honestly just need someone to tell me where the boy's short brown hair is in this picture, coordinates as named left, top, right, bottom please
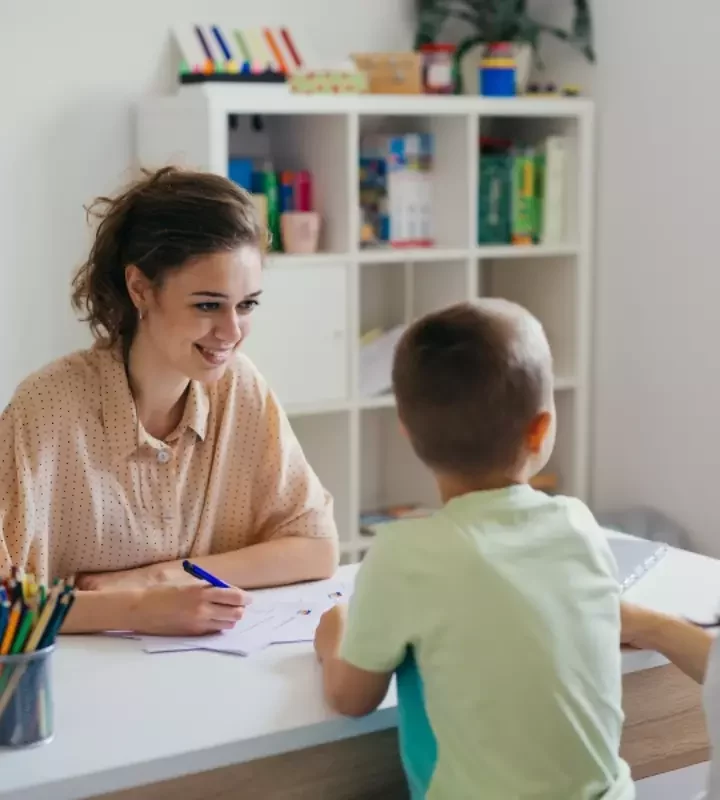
left=392, top=300, right=553, bottom=477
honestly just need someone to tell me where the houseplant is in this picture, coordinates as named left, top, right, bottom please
left=414, top=0, right=595, bottom=94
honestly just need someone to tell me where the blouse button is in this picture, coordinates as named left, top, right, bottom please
left=157, top=449, right=171, bottom=464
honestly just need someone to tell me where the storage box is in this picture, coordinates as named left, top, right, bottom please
left=290, top=69, right=368, bottom=94
left=351, top=53, right=422, bottom=95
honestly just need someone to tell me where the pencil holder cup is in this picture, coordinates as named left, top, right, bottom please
left=280, top=211, right=321, bottom=254
left=0, top=645, right=54, bottom=748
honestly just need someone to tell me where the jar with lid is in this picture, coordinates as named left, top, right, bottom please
left=419, top=44, right=455, bottom=94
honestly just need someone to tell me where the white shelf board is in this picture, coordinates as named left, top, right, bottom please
left=554, top=375, right=577, bottom=392
left=183, top=84, right=593, bottom=119
left=284, top=399, right=350, bottom=418
left=358, top=379, right=575, bottom=411
left=359, top=395, right=396, bottom=410
left=265, top=253, right=351, bottom=268
left=475, top=244, right=580, bottom=260
left=358, top=247, right=470, bottom=264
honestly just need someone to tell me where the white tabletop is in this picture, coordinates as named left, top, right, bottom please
left=2, top=541, right=719, bottom=800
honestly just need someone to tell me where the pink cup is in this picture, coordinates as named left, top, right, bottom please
left=281, top=212, right=321, bottom=254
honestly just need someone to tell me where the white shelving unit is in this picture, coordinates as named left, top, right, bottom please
left=137, top=86, right=594, bottom=563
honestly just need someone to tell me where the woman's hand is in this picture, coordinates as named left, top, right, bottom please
left=314, top=604, right=348, bottom=662
left=130, top=584, right=250, bottom=636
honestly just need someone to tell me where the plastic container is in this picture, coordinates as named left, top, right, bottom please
left=0, top=645, right=55, bottom=748
left=280, top=212, right=321, bottom=254
left=480, top=43, right=516, bottom=97
left=420, top=44, right=455, bottom=94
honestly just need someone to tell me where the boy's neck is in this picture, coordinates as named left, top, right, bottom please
left=436, top=471, right=529, bottom=505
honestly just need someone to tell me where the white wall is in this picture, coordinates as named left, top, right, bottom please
left=532, top=0, right=720, bottom=555
left=0, top=0, right=413, bottom=405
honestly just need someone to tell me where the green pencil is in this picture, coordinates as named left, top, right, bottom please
left=9, top=609, right=34, bottom=654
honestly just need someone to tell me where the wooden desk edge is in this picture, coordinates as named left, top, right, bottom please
left=621, top=663, right=710, bottom=781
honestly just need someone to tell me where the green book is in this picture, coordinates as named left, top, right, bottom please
left=511, top=147, right=537, bottom=245
left=478, top=154, right=512, bottom=244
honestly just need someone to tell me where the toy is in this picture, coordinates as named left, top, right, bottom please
left=479, top=43, right=516, bottom=97
left=360, top=134, right=434, bottom=248
left=290, top=69, right=368, bottom=94
left=525, top=83, right=582, bottom=97
left=173, top=25, right=304, bottom=84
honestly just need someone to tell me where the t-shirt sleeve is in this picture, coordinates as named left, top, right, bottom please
left=252, top=383, right=337, bottom=544
left=340, top=531, right=409, bottom=673
left=0, top=401, right=44, bottom=580
left=565, top=497, right=620, bottom=583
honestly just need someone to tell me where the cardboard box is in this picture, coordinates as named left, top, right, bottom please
left=351, top=52, right=422, bottom=95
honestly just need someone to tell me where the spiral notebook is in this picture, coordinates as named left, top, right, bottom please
left=606, top=534, right=669, bottom=593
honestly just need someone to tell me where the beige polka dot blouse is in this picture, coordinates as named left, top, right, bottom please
left=0, top=345, right=337, bottom=583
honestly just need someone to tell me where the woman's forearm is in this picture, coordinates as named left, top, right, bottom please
left=62, top=589, right=142, bottom=633
left=155, top=536, right=339, bottom=589
left=644, top=615, right=713, bottom=684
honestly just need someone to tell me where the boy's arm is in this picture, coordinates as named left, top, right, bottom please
left=315, top=605, right=393, bottom=717
left=314, top=532, right=408, bottom=717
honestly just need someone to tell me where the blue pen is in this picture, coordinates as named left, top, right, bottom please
left=182, top=560, right=231, bottom=589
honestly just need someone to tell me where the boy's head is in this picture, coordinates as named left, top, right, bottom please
left=392, top=299, right=555, bottom=483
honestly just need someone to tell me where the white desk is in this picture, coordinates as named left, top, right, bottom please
left=1, top=539, right=718, bottom=800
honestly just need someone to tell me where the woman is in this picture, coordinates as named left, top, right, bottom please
left=621, top=602, right=717, bottom=796
left=0, top=167, right=338, bottom=635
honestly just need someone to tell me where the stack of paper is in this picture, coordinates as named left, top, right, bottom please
left=114, top=579, right=354, bottom=657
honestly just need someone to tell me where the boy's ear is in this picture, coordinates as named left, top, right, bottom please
left=527, top=411, right=551, bottom=454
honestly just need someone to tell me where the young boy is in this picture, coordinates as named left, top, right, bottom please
left=314, top=300, right=633, bottom=799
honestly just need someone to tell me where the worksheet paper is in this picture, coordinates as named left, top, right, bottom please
left=129, top=578, right=354, bottom=657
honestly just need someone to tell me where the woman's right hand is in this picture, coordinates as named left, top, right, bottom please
left=130, top=584, right=250, bottom=636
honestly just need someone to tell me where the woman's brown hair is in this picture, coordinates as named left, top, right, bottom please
left=72, top=166, right=264, bottom=352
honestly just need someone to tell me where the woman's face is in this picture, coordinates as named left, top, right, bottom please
left=127, top=245, right=263, bottom=383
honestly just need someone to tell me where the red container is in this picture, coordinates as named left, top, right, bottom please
left=420, top=43, right=455, bottom=94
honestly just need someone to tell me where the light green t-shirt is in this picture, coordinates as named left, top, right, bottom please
left=340, top=486, right=634, bottom=799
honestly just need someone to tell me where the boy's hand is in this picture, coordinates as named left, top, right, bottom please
left=620, top=601, right=666, bottom=651
left=314, top=604, right=348, bottom=662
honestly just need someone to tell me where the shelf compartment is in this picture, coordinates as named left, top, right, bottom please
left=291, top=412, right=353, bottom=545
left=227, top=113, right=351, bottom=253
left=358, top=114, right=473, bottom=250
left=360, top=406, right=439, bottom=527
left=480, top=255, right=577, bottom=383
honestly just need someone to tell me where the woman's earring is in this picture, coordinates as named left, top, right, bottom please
left=138, top=309, right=145, bottom=321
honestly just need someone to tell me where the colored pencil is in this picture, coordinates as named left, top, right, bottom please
left=0, top=600, right=22, bottom=655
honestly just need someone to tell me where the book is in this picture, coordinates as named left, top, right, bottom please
left=511, top=146, right=537, bottom=244
left=478, top=151, right=512, bottom=244
left=539, top=136, right=568, bottom=244
left=360, top=504, right=434, bottom=536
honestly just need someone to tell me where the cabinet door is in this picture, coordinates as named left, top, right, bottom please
left=243, top=263, right=348, bottom=408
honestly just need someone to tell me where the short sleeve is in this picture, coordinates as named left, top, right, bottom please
left=564, top=497, right=620, bottom=583
left=252, top=387, right=337, bottom=543
left=340, top=531, right=409, bottom=673
left=0, top=402, right=43, bottom=580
